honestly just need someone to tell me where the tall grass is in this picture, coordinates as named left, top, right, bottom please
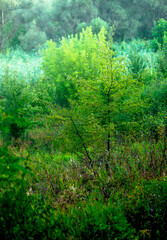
left=0, top=48, right=42, bottom=83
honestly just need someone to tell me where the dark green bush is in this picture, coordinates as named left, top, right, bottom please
left=0, top=68, right=40, bottom=142
left=0, top=145, right=56, bottom=240
left=124, top=179, right=167, bottom=240
left=0, top=187, right=56, bottom=240
left=52, top=201, right=135, bottom=240
left=152, top=19, right=167, bottom=50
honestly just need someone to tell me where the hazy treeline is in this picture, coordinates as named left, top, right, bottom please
left=0, top=0, right=167, bottom=51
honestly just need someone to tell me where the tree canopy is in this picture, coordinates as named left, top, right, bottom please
left=0, top=0, right=167, bottom=51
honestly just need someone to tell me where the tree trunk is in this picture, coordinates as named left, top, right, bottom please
left=70, top=117, right=93, bottom=168
left=160, top=125, right=167, bottom=176
left=1, top=7, right=5, bottom=51
left=106, top=87, right=111, bottom=172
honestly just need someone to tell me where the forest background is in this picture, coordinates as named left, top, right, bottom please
left=0, top=0, right=167, bottom=239
left=0, top=0, right=167, bottom=51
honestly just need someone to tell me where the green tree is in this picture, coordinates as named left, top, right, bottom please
left=19, top=22, right=47, bottom=51
left=0, top=68, right=36, bottom=141
left=0, top=0, right=33, bottom=50
left=152, top=19, right=167, bottom=49
left=90, top=17, right=109, bottom=34
left=42, top=27, right=143, bottom=169
left=42, top=27, right=105, bottom=107
left=0, top=0, right=17, bottom=50
left=98, top=0, right=130, bottom=40
left=137, top=0, right=167, bottom=38
left=51, top=0, right=98, bottom=40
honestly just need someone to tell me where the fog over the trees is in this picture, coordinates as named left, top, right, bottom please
left=0, top=0, right=167, bottom=51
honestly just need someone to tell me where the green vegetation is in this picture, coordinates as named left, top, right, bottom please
left=0, top=7, right=167, bottom=240
left=0, top=48, right=41, bottom=81
left=0, top=0, right=167, bottom=52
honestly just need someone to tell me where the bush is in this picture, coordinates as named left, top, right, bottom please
left=0, top=69, right=37, bottom=141
left=124, top=179, right=167, bottom=239
left=52, top=201, right=135, bottom=240
left=0, top=186, right=56, bottom=240
left=41, top=27, right=109, bottom=107
left=152, top=19, right=167, bottom=51
left=0, top=144, right=56, bottom=240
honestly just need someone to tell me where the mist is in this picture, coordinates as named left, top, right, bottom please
left=32, top=0, right=54, bottom=8
left=0, top=0, right=167, bottom=51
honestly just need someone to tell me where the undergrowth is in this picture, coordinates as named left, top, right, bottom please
left=0, top=139, right=166, bottom=240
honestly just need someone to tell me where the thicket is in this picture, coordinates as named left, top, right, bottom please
left=0, top=25, right=167, bottom=239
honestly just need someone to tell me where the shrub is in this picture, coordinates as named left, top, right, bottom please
left=152, top=19, right=167, bottom=50
left=0, top=186, right=56, bottom=240
left=0, top=69, right=36, bottom=141
left=52, top=201, right=135, bottom=240
left=42, top=27, right=109, bottom=107
left=0, top=144, right=56, bottom=240
left=124, top=179, right=167, bottom=239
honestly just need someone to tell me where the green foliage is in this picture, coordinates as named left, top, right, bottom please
left=76, top=22, right=88, bottom=34
left=42, top=27, right=108, bottom=107
left=157, top=33, right=167, bottom=77
left=42, top=27, right=144, bottom=165
left=1, top=0, right=167, bottom=51
left=152, top=81, right=167, bottom=110
left=0, top=0, right=33, bottom=51
left=0, top=183, right=56, bottom=240
left=152, top=19, right=167, bottom=50
left=51, top=0, right=98, bottom=40
left=0, top=68, right=38, bottom=140
left=128, top=49, right=147, bottom=80
left=1, top=22, right=167, bottom=239
left=0, top=144, right=29, bottom=182
left=90, top=17, right=109, bottom=34
left=53, top=201, right=135, bottom=240
left=13, top=143, right=166, bottom=240
left=0, top=144, right=56, bottom=240
left=19, top=23, right=47, bottom=51
left=0, top=132, right=167, bottom=239
left=124, top=179, right=167, bottom=240
left=0, top=48, right=42, bottom=82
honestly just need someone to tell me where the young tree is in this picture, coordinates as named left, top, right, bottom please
left=0, top=68, right=37, bottom=141
left=42, top=27, right=143, bottom=169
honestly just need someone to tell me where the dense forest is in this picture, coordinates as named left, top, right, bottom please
left=0, top=0, right=167, bottom=51
left=0, top=0, right=167, bottom=239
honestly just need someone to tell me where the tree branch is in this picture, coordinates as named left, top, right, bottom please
left=70, top=116, right=93, bottom=167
